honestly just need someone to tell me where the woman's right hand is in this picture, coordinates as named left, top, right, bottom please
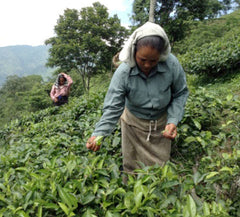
left=162, top=123, right=177, bottom=140
left=86, top=136, right=101, bottom=152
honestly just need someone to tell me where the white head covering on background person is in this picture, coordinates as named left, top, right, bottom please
left=119, top=22, right=171, bottom=68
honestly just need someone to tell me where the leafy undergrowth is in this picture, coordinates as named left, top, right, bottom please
left=0, top=75, right=239, bottom=216
left=178, top=27, right=240, bottom=77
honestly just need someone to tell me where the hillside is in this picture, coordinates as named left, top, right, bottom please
left=0, top=9, right=239, bottom=216
left=0, top=45, right=54, bottom=86
left=173, top=9, right=240, bottom=54
left=0, top=73, right=239, bottom=215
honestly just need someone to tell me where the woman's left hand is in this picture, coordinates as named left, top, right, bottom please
left=163, top=123, right=177, bottom=140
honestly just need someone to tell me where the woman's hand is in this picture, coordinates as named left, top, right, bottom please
left=162, top=123, right=177, bottom=140
left=86, top=136, right=101, bottom=152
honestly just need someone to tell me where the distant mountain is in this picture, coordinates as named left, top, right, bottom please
left=0, top=45, right=54, bottom=86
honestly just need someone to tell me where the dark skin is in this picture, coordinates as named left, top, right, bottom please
left=86, top=45, right=177, bottom=151
left=86, top=136, right=100, bottom=152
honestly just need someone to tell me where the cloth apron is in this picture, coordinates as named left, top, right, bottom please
left=120, top=108, right=171, bottom=173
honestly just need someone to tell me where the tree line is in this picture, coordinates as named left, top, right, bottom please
left=45, top=0, right=239, bottom=92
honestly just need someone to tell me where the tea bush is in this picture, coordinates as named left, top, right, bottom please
left=178, top=28, right=240, bottom=77
left=0, top=85, right=239, bottom=216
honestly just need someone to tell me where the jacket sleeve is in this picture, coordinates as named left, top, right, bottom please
left=92, top=64, right=128, bottom=136
left=167, top=58, right=189, bottom=126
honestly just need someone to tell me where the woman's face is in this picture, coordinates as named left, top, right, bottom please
left=135, top=46, right=160, bottom=75
left=59, top=77, right=65, bottom=85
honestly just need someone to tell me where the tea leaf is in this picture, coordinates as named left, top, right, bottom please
left=187, top=195, right=196, bottom=217
left=206, top=172, right=219, bottom=179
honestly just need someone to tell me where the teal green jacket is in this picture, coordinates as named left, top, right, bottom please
left=92, top=53, right=189, bottom=136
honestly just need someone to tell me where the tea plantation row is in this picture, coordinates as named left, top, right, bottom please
left=0, top=86, right=239, bottom=216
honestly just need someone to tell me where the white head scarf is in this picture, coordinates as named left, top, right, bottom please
left=119, top=22, right=171, bottom=67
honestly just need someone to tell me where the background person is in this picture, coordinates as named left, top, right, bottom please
left=86, top=22, right=189, bottom=177
left=50, top=73, right=73, bottom=106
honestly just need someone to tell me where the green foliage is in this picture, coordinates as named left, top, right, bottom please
left=173, top=9, right=240, bottom=54
left=0, top=65, right=108, bottom=129
left=45, top=2, right=128, bottom=92
left=1, top=5, right=240, bottom=216
left=0, top=78, right=239, bottom=216
left=178, top=28, right=240, bottom=76
left=0, top=75, right=53, bottom=128
left=131, top=0, right=238, bottom=42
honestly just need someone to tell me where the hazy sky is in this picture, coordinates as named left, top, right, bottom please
left=0, top=0, right=134, bottom=47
